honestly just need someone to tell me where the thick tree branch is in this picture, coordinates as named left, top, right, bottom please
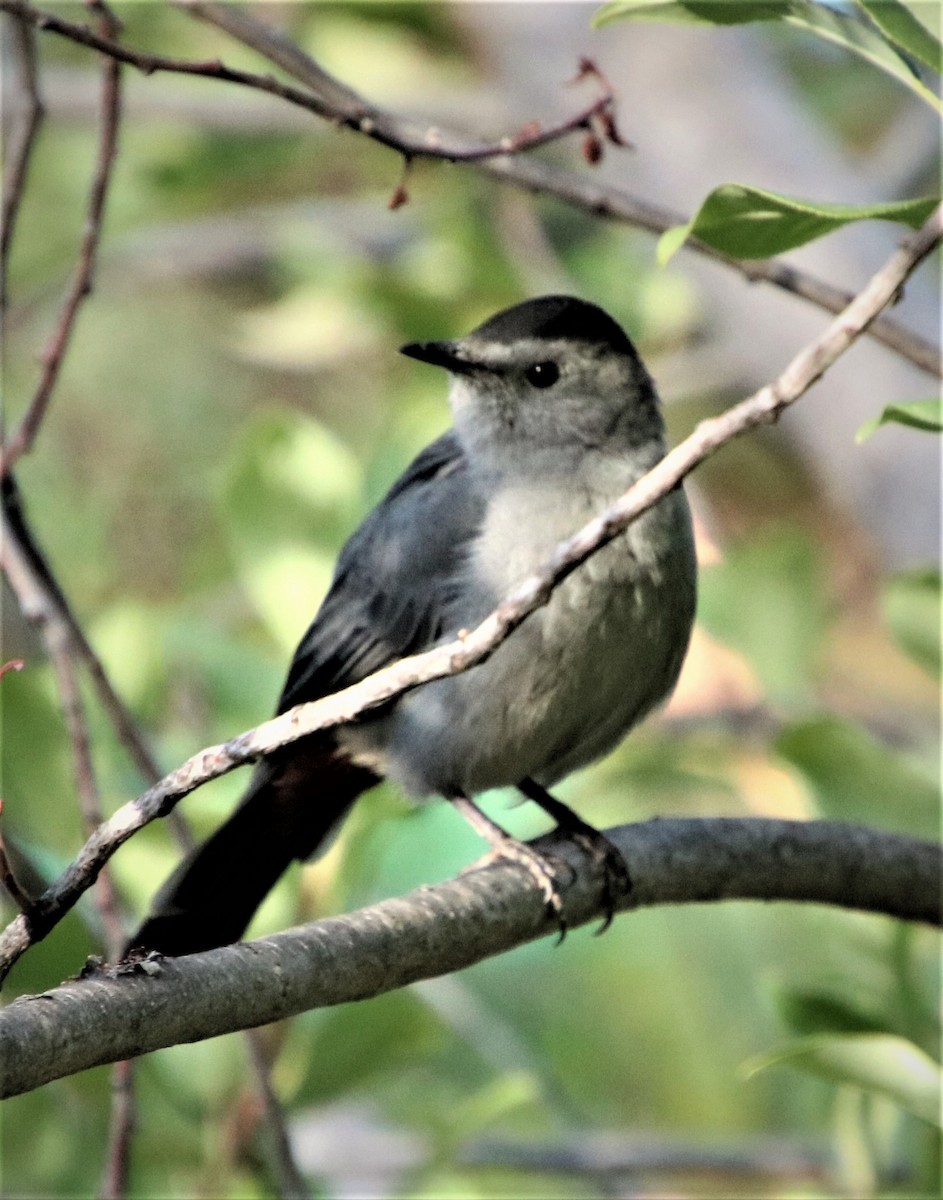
left=0, top=0, right=936, bottom=375
left=0, top=816, right=939, bottom=1099
left=0, top=203, right=938, bottom=984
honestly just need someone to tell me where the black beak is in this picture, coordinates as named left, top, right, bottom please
left=400, top=340, right=480, bottom=375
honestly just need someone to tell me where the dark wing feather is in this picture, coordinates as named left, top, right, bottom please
left=277, top=431, right=481, bottom=713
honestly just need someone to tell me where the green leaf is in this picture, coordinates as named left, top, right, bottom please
left=744, top=1033, right=942, bottom=1125
left=776, top=715, right=939, bottom=833
left=856, top=397, right=943, bottom=442
left=859, top=0, right=943, bottom=74
left=218, top=409, right=363, bottom=652
left=774, top=987, right=887, bottom=1037
left=883, top=567, right=941, bottom=679
left=697, top=527, right=826, bottom=704
left=594, top=0, right=943, bottom=111
left=594, top=0, right=791, bottom=24
left=285, top=991, right=444, bottom=1106
left=657, top=185, right=938, bottom=262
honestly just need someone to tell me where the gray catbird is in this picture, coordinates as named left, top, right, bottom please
left=129, top=295, right=697, bottom=956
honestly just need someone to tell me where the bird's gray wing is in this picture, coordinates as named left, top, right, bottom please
left=277, top=430, right=482, bottom=714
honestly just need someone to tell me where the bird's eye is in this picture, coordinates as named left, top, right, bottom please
left=524, top=361, right=560, bottom=389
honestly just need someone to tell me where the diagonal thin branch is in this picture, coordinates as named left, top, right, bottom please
left=0, top=0, right=123, bottom=476
left=243, top=1028, right=313, bottom=1199
left=0, top=476, right=193, bottom=848
left=0, top=485, right=306, bottom=1192
left=0, top=0, right=618, bottom=164
left=173, top=0, right=943, bottom=380
left=0, top=816, right=939, bottom=1098
left=0, top=11, right=45, bottom=331
left=0, top=203, right=938, bottom=986
left=0, top=0, right=936, bottom=375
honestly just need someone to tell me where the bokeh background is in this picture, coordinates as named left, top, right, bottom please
left=2, top=3, right=939, bottom=1197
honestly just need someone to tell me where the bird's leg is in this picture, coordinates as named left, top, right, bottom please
left=449, top=792, right=569, bottom=938
left=517, top=777, right=632, bottom=933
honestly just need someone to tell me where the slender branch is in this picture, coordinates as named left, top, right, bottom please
left=0, top=0, right=123, bottom=476
left=0, top=0, right=618, bottom=164
left=174, top=0, right=940, bottom=374
left=243, top=1029, right=312, bottom=1200
left=0, top=478, right=193, bottom=848
left=1, top=816, right=939, bottom=1099
left=1, top=479, right=130, bottom=970
left=178, top=2, right=627, bottom=159
left=0, top=12, right=44, bottom=330
left=2, top=8, right=137, bottom=1186
left=462, top=1133, right=832, bottom=1184
left=99, top=1058, right=135, bottom=1200
left=1, top=485, right=304, bottom=1194
left=0, top=0, right=936, bottom=375
left=0, top=204, right=938, bottom=984
left=0, top=799, right=32, bottom=914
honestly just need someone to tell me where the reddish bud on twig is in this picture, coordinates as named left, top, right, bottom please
left=572, top=56, right=600, bottom=84
left=598, top=107, right=631, bottom=149
left=388, top=182, right=409, bottom=210
left=582, top=132, right=603, bottom=165
left=511, top=119, right=543, bottom=148
left=0, top=660, right=24, bottom=682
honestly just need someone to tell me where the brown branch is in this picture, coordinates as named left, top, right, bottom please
left=2, top=0, right=936, bottom=375
left=99, top=1057, right=135, bottom=1200
left=0, top=0, right=617, bottom=164
left=177, top=2, right=625, bottom=160
left=462, top=1132, right=831, bottom=1185
left=0, top=476, right=193, bottom=848
left=0, top=204, right=938, bottom=985
left=0, top=479, right=129, bottom=963
left=0, top=490, right=303, bottom=1197
left=243, top=1028, right=313, bottom=1199
left=0, top=0, right=123, bottom=476
left=0, top=11, right=44, bottom=327
left=169, top=0, right=943, bottom=380
left=0, top=799, right=32, bottom=914
left=0, top=816, right=939, bottom=1098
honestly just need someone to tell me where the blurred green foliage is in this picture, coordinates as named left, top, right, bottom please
left=1, top=3, right=939, bottom=1198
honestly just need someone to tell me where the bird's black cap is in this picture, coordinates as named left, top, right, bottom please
left=469, top=295, right=637, bottom=357
left=400, top=295, right=638, bottom=370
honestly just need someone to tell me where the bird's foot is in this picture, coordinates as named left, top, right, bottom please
left=450, top=793, right=570, bottom=939
left=517, top=778, right=632, bottom=934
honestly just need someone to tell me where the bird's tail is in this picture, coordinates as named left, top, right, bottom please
left=127, top=740, right=378, bottom=957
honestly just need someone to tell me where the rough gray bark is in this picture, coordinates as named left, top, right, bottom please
left=1, top=816, right=939, bottom=1099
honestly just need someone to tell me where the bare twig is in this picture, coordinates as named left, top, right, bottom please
left=1, top=477, right=128, bottom=961
left=99, top=1057, right=135, bottom=1200
left=2, top=467, right=301, bottom=1200
left=0, top=16, right=298, bottom=1182
left=0, top=801, right=32, bottom=913
left=1, top=816, right=939, bottom=1098
left=0, top=0, right=617, bottom=164
left=462, top=1132, right=832, bottom=1184
left=177, top=0, right=939, bottom=375
left=0, top=204, right=938, bottom=984
left=0, top=12, right=44, bottom=329
left=244, top=1029, right=312, bottom=1199
left=1, top=0, right=936, bottom=375
left=0, top=478, right=193, bottom=847
left=0, top=0, right=123, bottom=475
left=1, top=498, right=301, bottom=1197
